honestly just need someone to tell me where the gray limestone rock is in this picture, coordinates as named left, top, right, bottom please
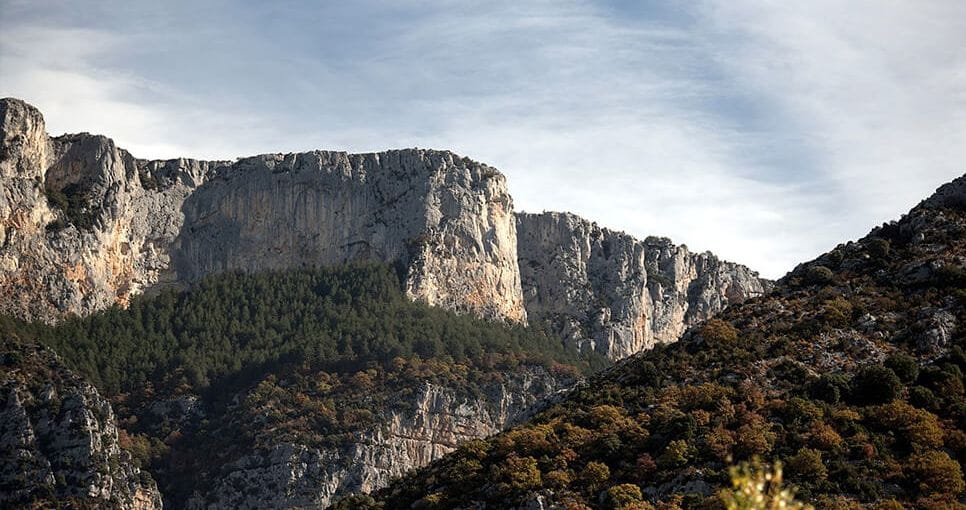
left=186, top=367, right=566, bottom=509
left=0, top=98, right=769, bottom=362
left=0, top=338, right=162, bottom=509
left=516, top=212, right=770, bottom=359
left=0, top=98, right=524, bottom=324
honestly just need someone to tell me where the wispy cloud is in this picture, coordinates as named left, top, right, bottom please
left=1, top=0, right=963, bottom=278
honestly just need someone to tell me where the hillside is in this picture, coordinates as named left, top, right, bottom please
left=358, top=176, right=966, bottom=509
left=1, top=262, right=600, bottom=507
left=0, top=337, right=162, bottom=509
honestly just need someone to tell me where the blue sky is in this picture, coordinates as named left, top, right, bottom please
left=1, top=0, right=964, bottom=278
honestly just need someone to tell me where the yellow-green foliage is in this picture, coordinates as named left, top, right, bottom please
left=720, top=460, right=812, bottom=510
left=700, top=319, right=739, bottom=343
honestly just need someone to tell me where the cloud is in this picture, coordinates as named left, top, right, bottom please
left=1, top=0, right=963, bottom=278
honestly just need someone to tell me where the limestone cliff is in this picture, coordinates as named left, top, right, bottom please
left=172, top=150, right=524, bottom=322
left=0, top=337, right=162, bottom=509
left=1, top=97, right=768, bottom=359
left=0, top=97, right=222, bottom=322
left=181, top=367, right=567, bottom=510
left=0, top=98, right=525, bottom=324
left=517, top=212, right=770, bottom=359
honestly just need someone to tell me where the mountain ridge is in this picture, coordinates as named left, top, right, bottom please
left=0, top=97, right=767, bottom=361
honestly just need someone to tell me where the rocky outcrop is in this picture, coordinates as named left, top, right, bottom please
left=0, top=337, right=162, bottom=509
left=0, top=98, right=525, bottom=324
left=0, top=97, right=223, bottom=322
left=186, top=368, right=566, bottom=510
left=0, top=97, right=767, bottom=358
left=517, top=212, right=770, bottom=359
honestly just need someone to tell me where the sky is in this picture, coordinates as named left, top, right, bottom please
left=1, top=0, right=964, bottom=278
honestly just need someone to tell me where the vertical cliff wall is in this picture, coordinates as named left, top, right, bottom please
left=0, top=97, right=768, bottom=359
left=0, top=98, right=525, bottom=323
left=0, top=98, right=222, bottom=322
left=184, top=367, right=565, bottom=510
left=172, top=150, right=525, bottom=322
left=517, top=212, right=770, bottom=359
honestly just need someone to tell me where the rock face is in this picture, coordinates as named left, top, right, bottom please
left=0, top=98, right=525, bottom=324
left=173, top=150, right=524, bottom=322
left=0, top=97, right=767, bottom=358
left=517, top=212, right=770, bottom=359
left=0, top=337, right=162, bottom=509
left=186, top=368, right=565, bottom=510
left=0, top=98, right=223, bottom=322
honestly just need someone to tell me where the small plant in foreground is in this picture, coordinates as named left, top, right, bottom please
left=720, top=459, right=812, bottom=510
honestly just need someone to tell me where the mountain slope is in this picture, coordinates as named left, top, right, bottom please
left=3, top=262, right=598, bottom=508
left=360, top=175, right=966, bottom=509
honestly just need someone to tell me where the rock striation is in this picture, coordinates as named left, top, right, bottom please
left=517, top=212, right=770, bottom=359
left=185, top=367, right=566, bottom=509
left=0, top=97, right=767, bottom=360
left=0, top=337, right=162, bottom=509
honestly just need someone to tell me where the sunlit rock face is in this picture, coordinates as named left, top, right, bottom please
left=0, top=98, right=525, bottom=324
left=0, top=98, right=222, bottom=322
left=173, top=149, right=526, bottom=322
left=517, top=212, right=771, bottom=359
left=0, top=97, right=767, bottom=359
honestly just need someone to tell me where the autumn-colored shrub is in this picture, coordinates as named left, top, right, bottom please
left=659, top=440, right=692, bottom=468
left=821, top=296, right=853, bottom=326
left=545, top=469, right=573, bottom=489
left=809, top=422, right=844, bottom=451
left=734, top=416, right=775, bottom=458
left=786, top=448, right=827, bottom=481
left=606, top=484, right=644, bottom=508
left=869, top=401, right=944, bottom=451
left=784, top=397, right=824, bottom=424
left=906, top=450, right=965, bottom=496
left=492, top=454, right=542, bottom=493
left=701, top=319, right=739, bottom=344
left=580, top=461, right=611, bottom=492
left=705, top=426, right=736, bottom=461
